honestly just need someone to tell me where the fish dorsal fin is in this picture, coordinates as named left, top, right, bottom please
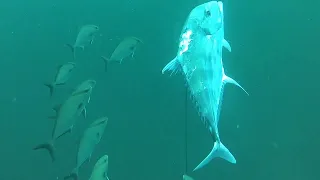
left=223, top=39, right=231, bottom=52
left=222, top=75, right=249, bottom=95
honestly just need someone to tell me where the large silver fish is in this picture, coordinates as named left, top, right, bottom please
left=89, top=155, right=110, bottom=180
left=64, top=117, right=108, bottom=180
left=101, top=36, right=142, bottom=72
left=66, top=24, right=100, bottom=59
left=162, top=1, right=248, bottom=171
left=44, top=62, right=76, bottom=97
left=33, top=90, right=93, bottom=162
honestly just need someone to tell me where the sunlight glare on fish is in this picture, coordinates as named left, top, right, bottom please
left=179, top=30, right=192, bottom=55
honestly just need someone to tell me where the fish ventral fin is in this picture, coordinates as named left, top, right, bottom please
left=161, top=57, right=180, bottom=76
left=223, top=75, right=249, bottom=96
left=223, top=39, right=231, bottom=52
left=193, top=141, right=236, bottom=171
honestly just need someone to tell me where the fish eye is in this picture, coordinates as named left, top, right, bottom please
left=205, top=10, right=211, bottom=17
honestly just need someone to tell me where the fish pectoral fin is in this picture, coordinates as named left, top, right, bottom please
left=82, top=107, right=87, bottom=119
left=162, top=57, right=180, bottom=76
left=222, top=39, right=231, bottom=52
left=72, top=89, right=90, bottom=96
left=104, top=172, right=110, bottom=180
left=223, top=75, right=249, bottom=96
left=88, top=154, right=92, bottom=163
left=56, top=127, right=73, bottom=140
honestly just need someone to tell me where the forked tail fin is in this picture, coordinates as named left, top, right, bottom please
left=65, top=44, right=76, bottom=60
left=101, top=56, right=109, bottom=72
left=223, top=75, right=249, bottom=96
left=44, top=83, right=54, bottom=97
left=33, top=142, right=55, bottom=162
left=193, top=141, right=236, bottom=171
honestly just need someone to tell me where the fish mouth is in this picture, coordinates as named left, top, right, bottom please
left=97, top=117, right=108, bottom=125
left=85, top=80, right=96, bottom=89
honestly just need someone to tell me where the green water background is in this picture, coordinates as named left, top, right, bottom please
left=0, top=0, right=319, bottom=179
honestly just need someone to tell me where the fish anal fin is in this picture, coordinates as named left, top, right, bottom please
left=162, top=57, right=180, bottom=76
left=222, top=75, right=249, bottom=96
left=222, top=39, right=231, bottom=52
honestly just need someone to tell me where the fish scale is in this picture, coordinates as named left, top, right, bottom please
left=162, top=1, right=248, bottom=171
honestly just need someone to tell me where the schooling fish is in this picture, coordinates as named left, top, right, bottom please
left=89, top=155, right=110, bottom=180
left=162, top=1, right=248, bottom=171
left=66, top=24, right=100, bottom=59
left=101, top=36, right=142, bottom=72
left=44, top=62, right=76, bottom=97
left=33, top=88, right=94, bottom=162
left=64, top=117, right=108, bottom=180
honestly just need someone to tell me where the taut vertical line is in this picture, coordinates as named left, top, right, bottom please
left=184, top=87, right=188, bottom=173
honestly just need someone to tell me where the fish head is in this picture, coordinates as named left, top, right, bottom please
left=72, top=79, right=96, bottom=97
left=85, top=79, right=97, bottom=89
left=85, top=24, right=99, bottom=32
left=64, top=62, right=76, bottom=71
left=91, top=117, right=108, bottom=127
left=189, top=1, right=224, bottom=36
left=94, top=154, right=109, bottom=169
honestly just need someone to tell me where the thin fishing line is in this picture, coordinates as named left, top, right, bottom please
left=184, top=87, right=188, bottom=173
